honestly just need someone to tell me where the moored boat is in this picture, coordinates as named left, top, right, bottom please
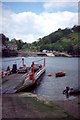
left=63, top=87, right=80, bottom=96
left=69, top=88, right=80, bottom=95
left=55, top=72, right=66, bottom=77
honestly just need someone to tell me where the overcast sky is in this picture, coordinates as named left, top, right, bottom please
left=0, top=0, right=79, bottom=43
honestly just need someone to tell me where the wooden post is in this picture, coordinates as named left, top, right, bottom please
left=44, top=58, right=45, bottom=67
left=32, top=62, right=34, bottom=82
left=22, top=58, right=24, bottom=67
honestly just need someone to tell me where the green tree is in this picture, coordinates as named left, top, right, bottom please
left=0, top=34, right=9, bottom=46
left=16, top=40, right=24, bottom=50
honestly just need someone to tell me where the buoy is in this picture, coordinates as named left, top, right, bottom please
left=48, top=73, right=52, bottom=77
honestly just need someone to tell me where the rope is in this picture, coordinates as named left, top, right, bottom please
left=2, top=58, right=21, bottom=62
left=17, top=60, right=22, bottom=67
left=33, top=58, right=44, bottom=63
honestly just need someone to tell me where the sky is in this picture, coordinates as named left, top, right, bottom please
left=0, top=0, right=80, bottom=43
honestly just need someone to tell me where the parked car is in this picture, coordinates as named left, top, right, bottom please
left=31, top=64, right=42, bottom=72
left=17, top=66, right=27, bottom=73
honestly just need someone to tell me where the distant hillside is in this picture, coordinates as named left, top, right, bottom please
left=0, top=25, right=80, bottom=57
left=34, top=25, right=80, bottom=56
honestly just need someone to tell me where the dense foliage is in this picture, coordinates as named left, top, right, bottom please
left=0, top=25, right=80, bottom=56
left=35, top=25, right=80, bottom=55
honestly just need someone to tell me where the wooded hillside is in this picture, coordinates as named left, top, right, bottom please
left=34, top=25, right=80, bottom=55
left=0, top=25, right=80, bottom=57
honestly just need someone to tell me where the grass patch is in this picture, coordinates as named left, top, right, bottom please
left=25, top=97, right=59, bottom=112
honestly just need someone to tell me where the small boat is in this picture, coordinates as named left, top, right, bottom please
left=63, top=87, right=80, bottom=96
left=69, top=88, right=80, bottom=95
left=55, top=72, right=66, bottom=77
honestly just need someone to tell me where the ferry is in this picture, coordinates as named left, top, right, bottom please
left=1, top=58, right=46, bottom=94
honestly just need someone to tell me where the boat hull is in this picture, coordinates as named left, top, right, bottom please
left=55, top=72, right=66, bottom=77
left=15, top=67, right=46, bottom=93
left=69, top=89, right=80, bottom=95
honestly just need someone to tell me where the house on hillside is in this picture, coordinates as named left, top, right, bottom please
left=7, top=43, right=17, bottom=50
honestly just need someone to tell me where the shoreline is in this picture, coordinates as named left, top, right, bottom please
left=1, top=55, right=80, bottom=58
left=2, top=92, right=80, bottom=119
left=19, top=93, right=80, bottom=118
left=52, top=96, right=80, bottom=119
left=1, top=50, right=80, bottom=58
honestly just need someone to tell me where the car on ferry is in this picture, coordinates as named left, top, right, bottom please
left=17, top=66, right=28, bottom=73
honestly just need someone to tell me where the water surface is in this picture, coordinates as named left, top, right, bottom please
left=1, top=56, right=79, bottom=101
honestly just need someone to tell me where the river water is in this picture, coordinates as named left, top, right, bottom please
left=1, top=56, right=79, bottom=101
